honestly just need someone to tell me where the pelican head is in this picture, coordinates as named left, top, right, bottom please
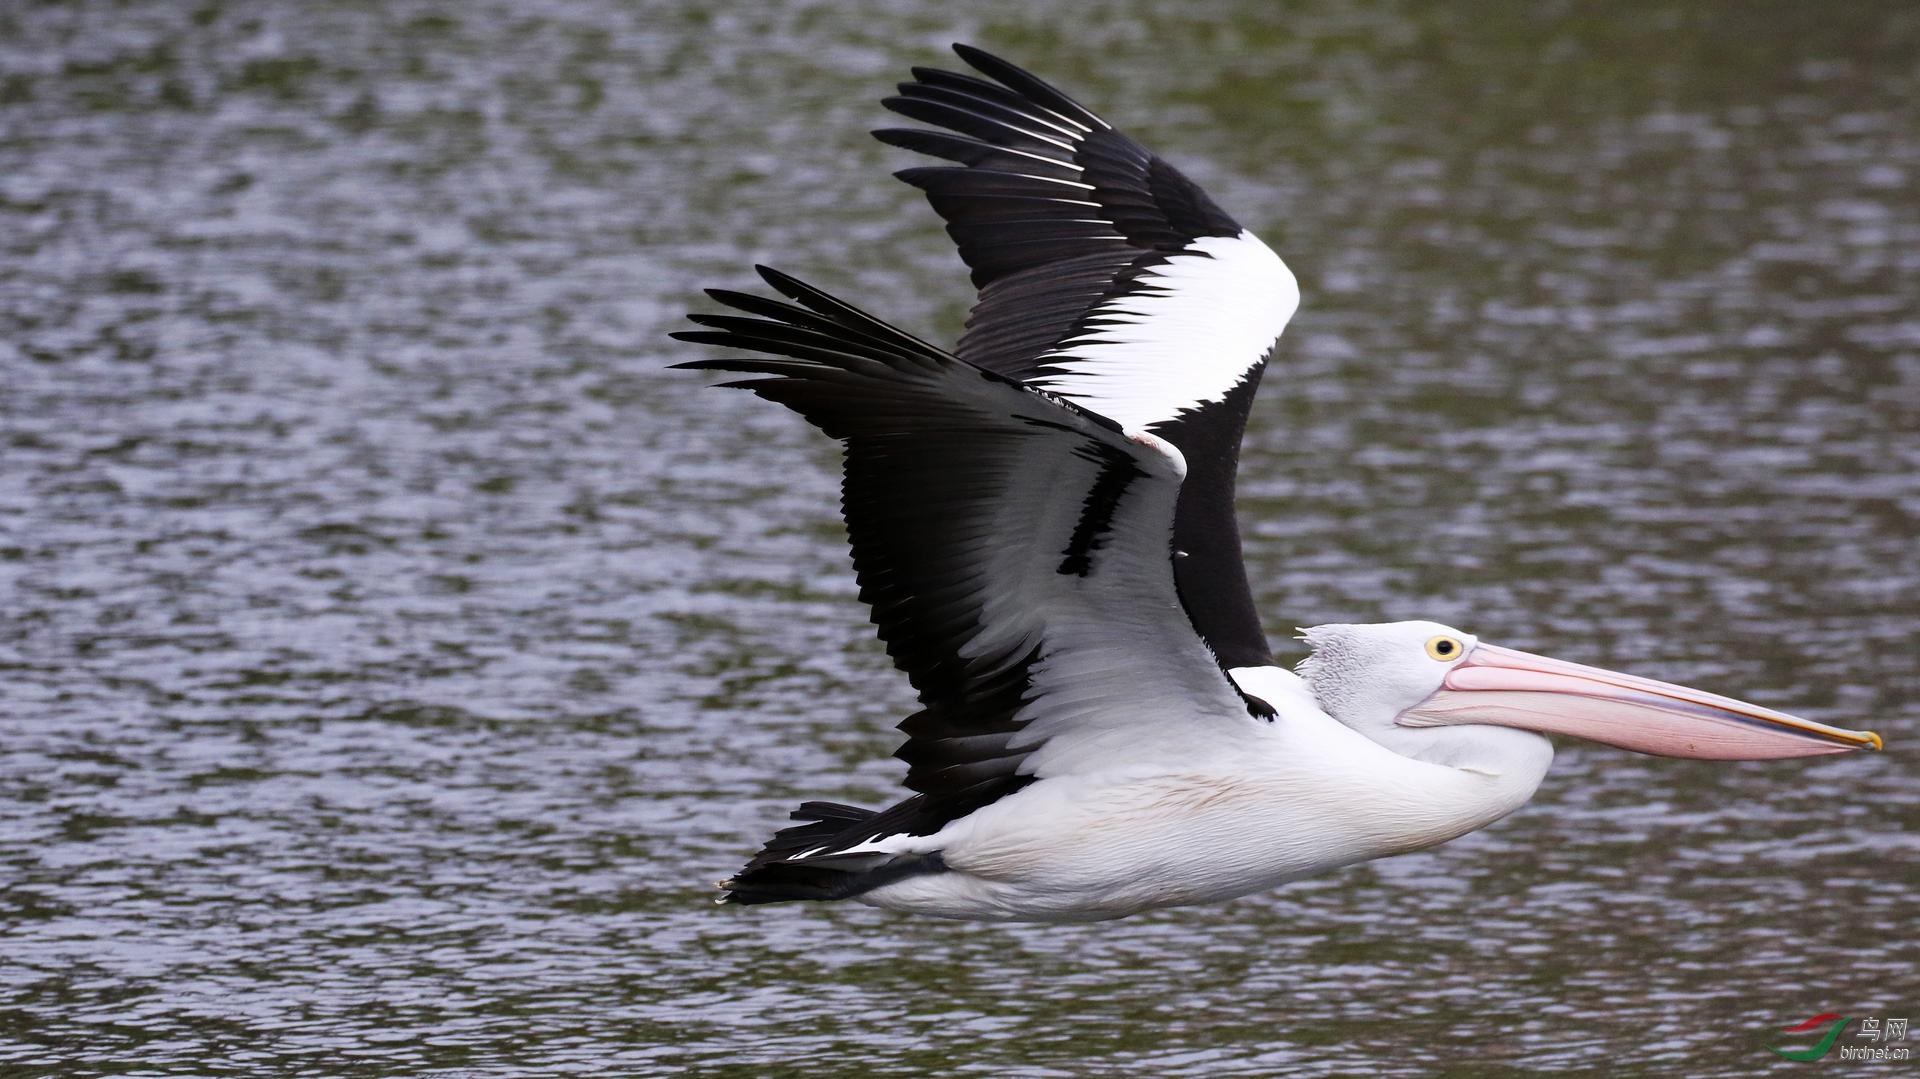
left=1300, top=621, right=1883, bottom=761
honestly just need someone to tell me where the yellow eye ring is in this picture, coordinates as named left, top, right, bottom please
left=1425, top=636, right=1464, bottom=661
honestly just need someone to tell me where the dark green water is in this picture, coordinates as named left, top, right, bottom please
left=2, top=2, right=1916, bottom=1075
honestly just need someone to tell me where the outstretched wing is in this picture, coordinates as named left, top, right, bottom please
left=672, top=268, right=1271, bottom=820
left=876, top=44, right=1298, bottom=669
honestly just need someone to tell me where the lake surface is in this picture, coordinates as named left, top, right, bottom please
left=3, top=2, right=1916, bottom=1075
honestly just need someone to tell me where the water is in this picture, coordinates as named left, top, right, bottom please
left=3, top=2, right=1917, bottom=1075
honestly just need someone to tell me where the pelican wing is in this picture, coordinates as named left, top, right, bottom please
left=875, top=45, right=1298, bottom=668
left=673, top=269, right=1271, bottom=811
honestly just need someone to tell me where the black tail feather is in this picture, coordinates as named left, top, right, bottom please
left=719, top=801, right=948, bottom=906
left=750, top=801, right=874, bottom=862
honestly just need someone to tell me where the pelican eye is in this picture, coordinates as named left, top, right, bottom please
left=1425, top=635, right=1463, bottom=661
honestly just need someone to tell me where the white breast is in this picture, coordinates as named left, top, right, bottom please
left=856, top=684, right=1551, bottom=921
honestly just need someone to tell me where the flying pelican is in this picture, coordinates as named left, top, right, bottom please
left=672, top=46, right=1882, bottom=922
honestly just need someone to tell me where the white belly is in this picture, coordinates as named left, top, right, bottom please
left=857, top=714, right=1550, bottom=922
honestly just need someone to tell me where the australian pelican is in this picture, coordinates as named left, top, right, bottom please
left=673, top=45, right=1882, bottom=922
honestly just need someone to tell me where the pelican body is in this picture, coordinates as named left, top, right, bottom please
left=674, top=46, right=1881, bottom=923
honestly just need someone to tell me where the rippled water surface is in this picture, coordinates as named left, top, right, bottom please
left=4, top=2, right=1918, bottom=1075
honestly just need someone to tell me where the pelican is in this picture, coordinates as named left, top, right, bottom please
left=672, top=46, right=1882, bottom=922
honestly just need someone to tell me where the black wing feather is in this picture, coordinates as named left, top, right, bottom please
left=672, top=270, right=1260, bottom=815
left=878, top=44, right=1281, bottom=670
